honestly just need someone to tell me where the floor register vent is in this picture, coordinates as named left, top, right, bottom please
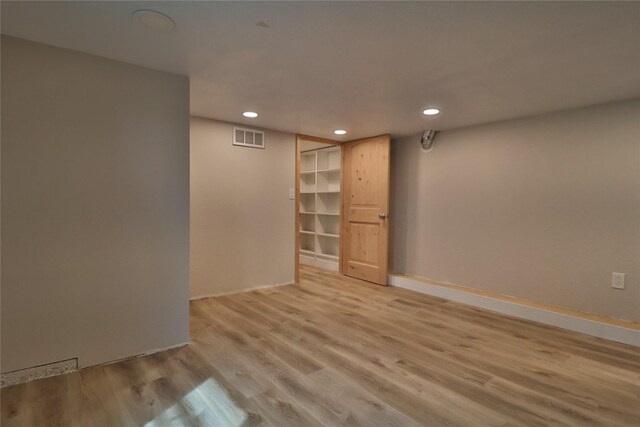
left=1, top=358, right=78, bottom=387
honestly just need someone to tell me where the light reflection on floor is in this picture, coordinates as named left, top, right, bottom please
left=144, top=378, right=248, bottom=426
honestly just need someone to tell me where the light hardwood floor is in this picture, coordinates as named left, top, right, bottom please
left=2, top=265, right=639, bottom=426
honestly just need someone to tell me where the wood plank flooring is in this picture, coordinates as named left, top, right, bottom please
left=2, top=265, right=639, bottom=426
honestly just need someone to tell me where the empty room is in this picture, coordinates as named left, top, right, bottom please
left=1, top=1, right=639, bottom=426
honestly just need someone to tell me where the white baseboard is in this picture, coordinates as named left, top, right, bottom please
left=190, top=281, right=293, bottom=301
left=135, top=341, right=190, bottom=359
left=389, top=275, right=640, bottom=347
left=301, top=256, right=339, bottom=272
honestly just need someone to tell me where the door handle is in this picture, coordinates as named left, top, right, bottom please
left=378, top=212, right=388, bottom=219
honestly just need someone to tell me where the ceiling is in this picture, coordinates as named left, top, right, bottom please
left=2, top=1, right=639, bottom=140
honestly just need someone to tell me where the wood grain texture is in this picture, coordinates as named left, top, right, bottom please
left=295, top=135, right=301, bottom=284
left=3, top=265, right=639, bottom=426
left=341, top=135, right=390, bottom=285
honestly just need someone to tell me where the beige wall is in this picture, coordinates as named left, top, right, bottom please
left=300, top=140, right=331, bottom=152
left=1, top=36, right=190, bottom=373
left=391, top=99, right=640, bottom=322
left=190, top=117, right=295, bottom=298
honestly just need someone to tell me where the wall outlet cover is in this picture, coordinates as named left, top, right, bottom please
left=611, top=272, right=625, bottom=290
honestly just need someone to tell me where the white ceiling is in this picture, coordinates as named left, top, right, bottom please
left=2, top=1, right=639, bottom=140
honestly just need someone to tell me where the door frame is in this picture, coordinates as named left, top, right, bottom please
left=294, top=134, right=343, bottom=283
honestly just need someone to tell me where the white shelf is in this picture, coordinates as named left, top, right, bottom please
left=317, top=147, right=341, bottom=171
left=300, top=214, right=315, bottom=233
left=317, top=192, right=339, bottom=213
left=299, top=192, right=315, bottom=214
left=317, top=214, right=339, bottom=235
left=300, top=172, right=316, bottom=193
left=300, top=232, right=315, bottom=252
left=317, top=171, right=340, bottom=193
left=300, top=152, right=316, bottom=173
left=317, top=234, right=339, bottom=257
left=316, top=232, right=339, bottom=238
left=298, top=145, right=341, bottom=268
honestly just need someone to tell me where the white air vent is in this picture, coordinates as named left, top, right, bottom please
left=233, top=127, right=265, bottom=149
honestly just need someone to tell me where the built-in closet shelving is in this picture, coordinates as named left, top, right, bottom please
left=299, top=145, right=341, bottom=271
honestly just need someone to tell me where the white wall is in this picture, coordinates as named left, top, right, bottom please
left=391, top=99, right=640, bottom=322
left=1, top=36, right=190, bottom=373
left=190, top=117, right=295, bottom=298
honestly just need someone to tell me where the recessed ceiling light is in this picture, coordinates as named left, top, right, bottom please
left=334, top=130, right=347, bottom=135
left=133, top=10, right=175, bottom=32
left=422, top=108, right=440, bottom=116
left=243, top=111, right=258, bottom=118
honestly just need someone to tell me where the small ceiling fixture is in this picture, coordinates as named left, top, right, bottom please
left=243, top=112, right=258, bottom=118
left=334, top=130, right=347, bottom=135
left=133, top=9, right=175, bottom=32
left=422, top=108, right=440, bottom=116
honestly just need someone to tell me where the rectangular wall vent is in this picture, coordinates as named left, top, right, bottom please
left=233, top=127, right=265, bottom=149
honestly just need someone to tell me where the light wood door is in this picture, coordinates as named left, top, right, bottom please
left=341, top=135, right=390, bottom=285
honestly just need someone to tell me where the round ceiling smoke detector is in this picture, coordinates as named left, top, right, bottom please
left=133, top=9, right=175, bottom=32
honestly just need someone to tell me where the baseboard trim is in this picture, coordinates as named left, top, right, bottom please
left=190, top=281, right=293, bottom=301
left=300, top=257, right=339, bottom=272
left=389, top=274, right=640, bottom=347
left=134, top=341, right=190, bottom=360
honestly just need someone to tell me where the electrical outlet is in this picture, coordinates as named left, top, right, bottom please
left=611, top=273, right=625, bottom=290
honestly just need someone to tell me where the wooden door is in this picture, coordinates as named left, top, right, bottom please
left=341, top=135, right=390, bottom=285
